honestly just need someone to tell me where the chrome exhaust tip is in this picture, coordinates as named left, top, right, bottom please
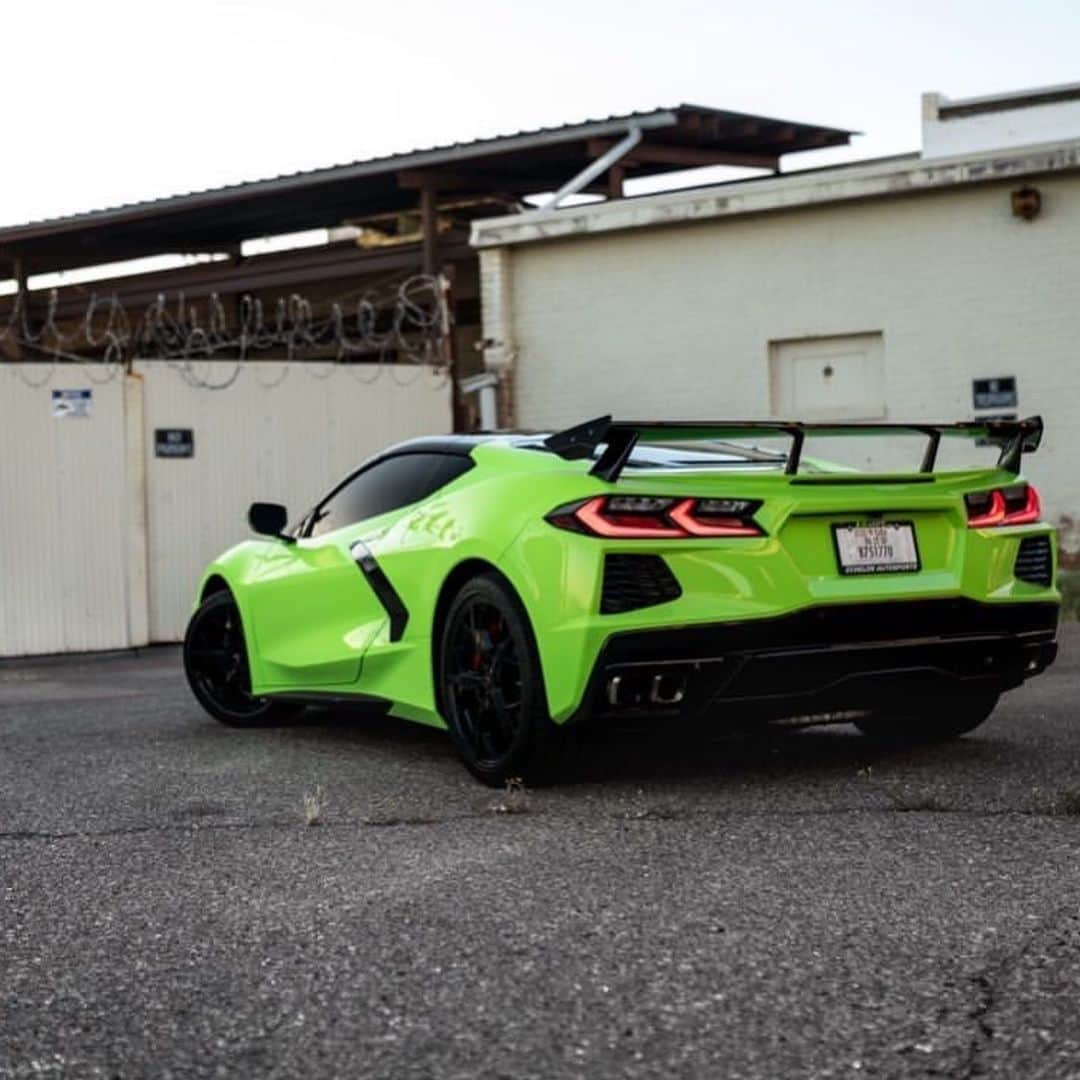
left=606, top=670, right=688, bottom=709
left=650, top=673, right=686, bottom=705
left=606, top=674, right=623, bottom=707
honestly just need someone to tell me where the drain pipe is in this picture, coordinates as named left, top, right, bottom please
left=459, top=371, right=499, bottom=431
left=538, top=125, right=643, bottom=212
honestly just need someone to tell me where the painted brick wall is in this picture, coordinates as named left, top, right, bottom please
left=486, top=175, right=1080, bottom=535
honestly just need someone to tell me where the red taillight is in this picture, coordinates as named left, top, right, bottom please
left=966, top=489, right=1007, bottom=528
left=548, top=496, right=765, bottom=539
left=576, top=496, right=685, bottom=538
left=965, top=484, right=1042, bottom=528
left=1005, top=484, right=1041, bottom=525
left=668, top=500, right=763, bottom=537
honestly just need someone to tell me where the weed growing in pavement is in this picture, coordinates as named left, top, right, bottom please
left=885, top=787, right=948, bottom=812
left=1056, top=787, right=1080, bottom=816
left=302, top=783, right=326, bottom=826
left=857, top=764, right=948, bottom=811
left=490, top=777, right=530, bottom=815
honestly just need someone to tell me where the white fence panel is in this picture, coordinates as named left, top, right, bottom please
left=0, top=368, right=139, bottom=656
left=138, top=362, right=452, bottom=642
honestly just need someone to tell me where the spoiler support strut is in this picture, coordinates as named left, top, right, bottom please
left=783, top=426, right=805, bottom=476
left=542, top=415, right=1044, bottom=483
left=920, top=430, right=942, bottom=474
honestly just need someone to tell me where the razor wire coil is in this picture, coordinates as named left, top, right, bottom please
left=0, top=274, right=451, bottom=390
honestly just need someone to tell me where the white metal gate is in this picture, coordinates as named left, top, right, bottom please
left=138, top=363, right=452, bottom=642
left=0, top=367, right=142, bottom=655
left=0, top=363, right=452, bottom=656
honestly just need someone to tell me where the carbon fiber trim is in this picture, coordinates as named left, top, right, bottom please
left=350, top=541, right=409, bottom=642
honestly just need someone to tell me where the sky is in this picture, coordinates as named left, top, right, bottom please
left=3, top=0, right=1080, bottom=231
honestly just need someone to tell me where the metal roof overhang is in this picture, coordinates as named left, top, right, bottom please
left=0, top=106, right=851, bottom=276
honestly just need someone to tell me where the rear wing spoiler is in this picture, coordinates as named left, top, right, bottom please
left=543, top=415, right=1044, bottom=483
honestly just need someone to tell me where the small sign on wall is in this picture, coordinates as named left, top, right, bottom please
left=973, top=377, right=1017, bottom=410
left=51, top=389, right=92, bottom=418
left=155, top=428, right=195, bottom=458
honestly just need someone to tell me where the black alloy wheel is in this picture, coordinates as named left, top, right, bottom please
left=439, top=573, right=564, bottom=785
left=183, top=591, right=297, bottom=727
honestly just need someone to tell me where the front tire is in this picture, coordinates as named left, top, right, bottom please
left=183, top=590, right=299, bottom=728
left=438, top=572, right=565, bottom=786
left=854, top=687, right=999, bottom=741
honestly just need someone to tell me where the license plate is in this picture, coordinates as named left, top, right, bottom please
left=832, top=521, right=920, bottom=575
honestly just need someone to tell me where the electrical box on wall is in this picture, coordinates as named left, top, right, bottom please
left=769, top=332, right=885, bottom=420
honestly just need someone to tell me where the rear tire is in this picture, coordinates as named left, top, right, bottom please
left=183, top=590, right=301, bottom=728
left=437, top=572, right=566, bottom=786
left=854, top=688, right=999, bottom=741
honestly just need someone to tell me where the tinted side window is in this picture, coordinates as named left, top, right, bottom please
left=308, top=453, right=472, bottom=537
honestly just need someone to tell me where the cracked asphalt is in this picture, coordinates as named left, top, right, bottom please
left=2, top=629, right=1080, bottom=1079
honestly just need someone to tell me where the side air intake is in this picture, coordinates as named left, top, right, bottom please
left=1014, top=535, right=1053, bottom=587
left=600, top=554, right=682, bottom=615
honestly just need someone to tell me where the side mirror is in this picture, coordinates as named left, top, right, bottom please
left=248, top=502, right=294, bottom=543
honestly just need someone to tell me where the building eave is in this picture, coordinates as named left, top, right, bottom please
left=0, top=104, right=853, bottom=277
left=470, top=138, right=1080, bottom=250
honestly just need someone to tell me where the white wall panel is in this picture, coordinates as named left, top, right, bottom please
left=138, top=363, right=451, bottom=642
left=0, top=368, right=132, bottom=656
left=495, top=174, right=1080, bottom=529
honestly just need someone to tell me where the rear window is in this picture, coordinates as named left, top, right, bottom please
left=618, top=444, right=786, bottom=470
left=523, top=436, right=786, bottom=470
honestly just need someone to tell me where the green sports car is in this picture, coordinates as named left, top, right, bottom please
left=183, top=415, right=1059, bottom=784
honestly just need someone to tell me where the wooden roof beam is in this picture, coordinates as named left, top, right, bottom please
left=396, top=168, right=604, bottom=195
left=587, top=139, right=779, bottom=171
left=723, top=119, right=761, bottom=138
left=812, top=129, right=853, bottom=148
left=398, top=168, right=487, bottom=191
left=767, top=124, right=799, bottom=144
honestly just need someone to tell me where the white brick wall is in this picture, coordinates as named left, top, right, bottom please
left=478, top=247, right=515, bottom=372
left=486, top=174, right=1080, bottom=531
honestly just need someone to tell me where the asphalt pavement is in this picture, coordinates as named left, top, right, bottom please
left=2, top=629, right=1080, bottom=1079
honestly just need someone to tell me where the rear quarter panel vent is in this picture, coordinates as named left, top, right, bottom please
left=601, top=554, right=682, bottom=615
left=1014, top=535, right=1053, bottom=587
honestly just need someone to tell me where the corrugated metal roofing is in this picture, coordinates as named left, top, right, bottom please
left=2, top=108, right=679, bottom=236
left=0, top=104, right=853, bottom=274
